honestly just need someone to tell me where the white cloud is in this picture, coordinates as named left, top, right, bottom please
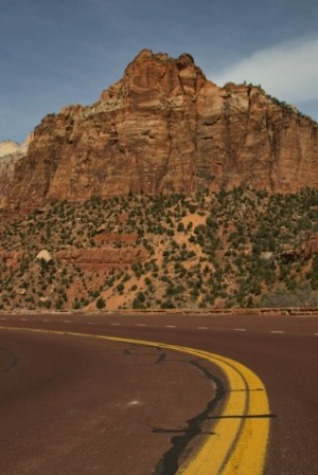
left=210, top=36, right=318, bottom=104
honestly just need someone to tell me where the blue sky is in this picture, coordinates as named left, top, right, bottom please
left=1, top=0, right=318, bottom=143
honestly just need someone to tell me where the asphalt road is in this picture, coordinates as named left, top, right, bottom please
left=0, top=312, right=317, bottom=474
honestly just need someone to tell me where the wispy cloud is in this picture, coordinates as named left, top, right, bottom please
left=210, top=35, right=318, bottom=105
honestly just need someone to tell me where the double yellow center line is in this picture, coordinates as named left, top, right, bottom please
left=1, top=327, right=270, bottom=474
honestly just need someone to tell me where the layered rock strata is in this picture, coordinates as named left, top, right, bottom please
left=56, top=247, right=147, bottom=271
left=2, top=49, right=318, bottom=213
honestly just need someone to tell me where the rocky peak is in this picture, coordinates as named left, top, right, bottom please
left=1, top=50, right=318, bottom=215
left=0, top=140, right=21, bottom=158
left=0, top=134, right=33, bottom=161
left=97, top=49, right=207, bottom=111
left=0, top=135, right=33, bottom=210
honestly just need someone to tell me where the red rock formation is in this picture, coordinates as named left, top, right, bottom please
left=56, top=247, right=147, bottom=271
left=0, top=251, right=20, bottom=267
left=2, top=49, right=318, bottom=213
left=301, top=234, right=318, bottom=258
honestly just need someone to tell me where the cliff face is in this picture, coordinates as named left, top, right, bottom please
left=2, top=49, right=318, bottom=212
left=0, top=140, right=27, bottom=208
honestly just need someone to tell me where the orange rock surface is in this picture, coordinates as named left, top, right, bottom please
left=301, top=234, right=318, bottom=258
left=0, top=251, right=20, bottom=267
left=56, top=247, right=147, bottom=271
left=2, top=50, right=318, bottom=213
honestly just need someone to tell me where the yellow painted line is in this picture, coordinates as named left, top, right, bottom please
left=0, top=326, right=270, bottom=474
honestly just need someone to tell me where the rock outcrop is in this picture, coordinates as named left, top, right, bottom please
left=35, top=249, right=53, bottom=263
left=0, top=136, right=33, bottom=209
left=1, top=49, right=318, bottom=213
left=0, top=141, right=21, bottom=157
left=0, top=141, right=25, bottom=208
left=301, top=234, right=318, bottom=258
left=56, top=247, right=147, bottom=271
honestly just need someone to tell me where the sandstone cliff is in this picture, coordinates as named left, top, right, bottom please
left=0, top=141, right=25, bottom=208
left=0, top=136, right=33, bottom=209
left=2, top=49, right=318, bottom=212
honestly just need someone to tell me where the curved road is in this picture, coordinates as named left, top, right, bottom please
left=0, top=312, right=317, bottom=474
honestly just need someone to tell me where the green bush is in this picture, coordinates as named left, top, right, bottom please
left=309, top=256, right=318, bottom=290
left=96, top=297, right=106, bottom=309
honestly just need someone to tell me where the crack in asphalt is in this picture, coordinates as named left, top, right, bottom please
left=152, top=357, right=225, bottom=475
left=0, top=348, right=18, bottom=373
left=155, top=353, right=167, bottom=365
left=118, top=344, right=226, bottom=474
left=121, top=344, right=168, bottom=365
left=1, top=337, right=226, bottom=473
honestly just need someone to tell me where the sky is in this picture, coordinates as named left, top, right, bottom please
left=1, top=0, right=318, bottom=143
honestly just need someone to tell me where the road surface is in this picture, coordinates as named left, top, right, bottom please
left=0, top=312, right=317, bottom=474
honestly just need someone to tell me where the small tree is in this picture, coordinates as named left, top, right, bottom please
left=96, top=297, right=106, bottom=309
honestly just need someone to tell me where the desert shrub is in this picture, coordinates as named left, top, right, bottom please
left=160, top=299, right=175, bottom=309
left=309, top=256, right=318, bottom=290
left=117, top=283, right=125, bottom=293
left=259, top=286, right=318, bottom=307
left=96, top=297, right=106, bottom=309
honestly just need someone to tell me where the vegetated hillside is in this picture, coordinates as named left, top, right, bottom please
left=0, top=188, right=317, bottom=312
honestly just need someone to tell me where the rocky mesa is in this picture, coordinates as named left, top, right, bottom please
left=1, top=49, right=318, bottom=214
